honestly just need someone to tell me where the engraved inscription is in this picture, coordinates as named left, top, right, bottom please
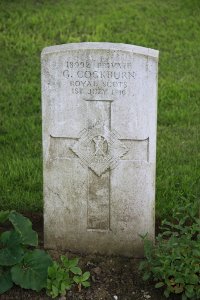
left=62, top=55, right=136, bottom=98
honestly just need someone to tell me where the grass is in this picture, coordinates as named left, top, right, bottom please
left=0, top=0, right=199, bottom=218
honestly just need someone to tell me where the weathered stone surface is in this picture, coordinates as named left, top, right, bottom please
left=41, top=42, right=159, bottom=257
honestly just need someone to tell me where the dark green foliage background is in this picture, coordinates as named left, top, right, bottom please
left=0, top=0, right=199, bottom=218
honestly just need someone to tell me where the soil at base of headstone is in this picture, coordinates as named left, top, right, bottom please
left=0, top=212, right=181, bottom=300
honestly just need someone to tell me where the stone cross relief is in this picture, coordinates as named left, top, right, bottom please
left=50, top=99, right=149, bottom=231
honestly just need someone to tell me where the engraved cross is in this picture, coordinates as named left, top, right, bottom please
left=50, top=99, right=149, bottom=231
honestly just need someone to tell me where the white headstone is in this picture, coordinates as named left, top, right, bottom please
left=42, top=43, right=159, bottom=257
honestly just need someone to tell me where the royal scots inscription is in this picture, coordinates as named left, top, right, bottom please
left=42, top=43, right=159, bottom=257
left=63, top=58, right=135, bottom=97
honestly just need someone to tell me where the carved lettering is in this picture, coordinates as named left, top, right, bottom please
left=62, top=56, right=136, bottom=98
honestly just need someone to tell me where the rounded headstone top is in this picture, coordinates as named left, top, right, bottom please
left=41, top=42, right=159, bottom=59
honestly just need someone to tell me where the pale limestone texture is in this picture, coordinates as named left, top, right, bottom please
left=42, top=42, right=159, bottom=257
